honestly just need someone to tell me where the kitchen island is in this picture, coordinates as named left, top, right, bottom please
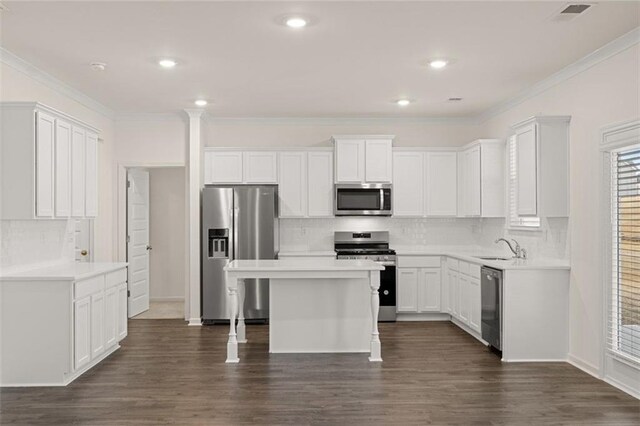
left=223, top=259, right=384, bottom=363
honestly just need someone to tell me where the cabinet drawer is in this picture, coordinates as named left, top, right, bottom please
left=106, top=268, right=127, bottom=289
left=447, top=258, right=459, bottom=271
left=468, top=264, right=481, bottom=279
left=458, top=261, right=470, bottom=276
left=397, top=256, right=441, bottom=268
left=75, top=275, right=105, bottom=299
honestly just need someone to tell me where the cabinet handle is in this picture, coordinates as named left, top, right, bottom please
left=80, top=250, right=88, bottom=256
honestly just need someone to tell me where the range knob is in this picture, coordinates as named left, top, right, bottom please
left=383, top=290, right=389, bottom=295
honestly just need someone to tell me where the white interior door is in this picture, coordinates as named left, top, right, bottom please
left=127, top=169, right=150, bottom=317
left=75, top=219, right=93, bottom=262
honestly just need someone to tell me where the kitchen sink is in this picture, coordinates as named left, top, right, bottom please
left=476, top=256, right=512, bottom=261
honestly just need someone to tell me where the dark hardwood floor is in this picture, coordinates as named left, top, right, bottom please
left=1, top=320, right=638, bottom=425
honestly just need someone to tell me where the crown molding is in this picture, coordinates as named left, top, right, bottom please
left=203, top=114, right=476, bottom=125
left=476, top=27, right=640, bottom=123
left=0, top=47, right=115, bottom=119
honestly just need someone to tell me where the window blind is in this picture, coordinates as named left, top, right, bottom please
left=508, top=135, right=541, bottom=228
left=610, top=148, right=640, bottom=363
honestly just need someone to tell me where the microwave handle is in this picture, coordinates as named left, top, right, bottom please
left=380, top=189, right=384, bottom=210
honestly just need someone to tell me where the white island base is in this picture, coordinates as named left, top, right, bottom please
left=223, top=259, right=384, bottom=363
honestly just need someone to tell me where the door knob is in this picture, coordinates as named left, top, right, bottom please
left=146, top=245, right=153, bottom=251
left=81, top=250, right=88, bottom=256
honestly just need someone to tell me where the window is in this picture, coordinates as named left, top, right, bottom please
left=508, top=135, right=541, bottom=229
left=609, top=147, right=640, bottom=363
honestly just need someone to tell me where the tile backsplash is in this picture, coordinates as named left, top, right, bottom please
left=0, top=220, right=75, bottom=273
left=280, top=216, right=569, bottom=259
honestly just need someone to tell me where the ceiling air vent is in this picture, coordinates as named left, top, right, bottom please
left=551, top=3, right=594, bottom=22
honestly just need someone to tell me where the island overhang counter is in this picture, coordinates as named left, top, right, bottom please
left=223, top=259, right=384, bottom=363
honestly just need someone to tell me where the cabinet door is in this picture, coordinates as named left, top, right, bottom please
left=450, top=270, right=459, bottom=317
left=466, top=146, right=481, bottom=216
left=397, top=268, right=418, bottom=313
left=71, top=126, right=86, bottom=217
left=117, top=283, right=128, bottom=341
left=468, top=276, right=481, bottom=334
left=36, top=112, right=55, bottom=217
left=365, top=140, right=392, bottom=182
left=441, top=266, right=450, bottom=313
left=516, top=124, right=538, bottom=216
left=74, top=296, right=91, bottom=370
left=91, top=291, right=105, bottom=358
left=458, top=274, right=470, bottom=325
left=105, top=286, right=118, bottom=348
left=244, top=152, right=278, bottom=183
left=54, top=119, right=72, bottom=217
left=206, top=151, right=243, bottom=183
left=418, top=268, right=441, bottom=312
left=307, top=152, right=333, bottom=217
left=84, top=132, right=98, bottom=217
left=278, top=152, right=307, bottom=217
left=425, top=152, right=457, bottom=216
left=335, top=140, right=365, bottom=183
left=393, top=152, right=424, bottom=217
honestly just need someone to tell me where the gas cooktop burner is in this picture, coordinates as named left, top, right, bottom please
left=334, top=249, right=396, bottom=255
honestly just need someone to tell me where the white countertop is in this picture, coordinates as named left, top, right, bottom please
left=225, top=259, right=383, bottom=272
left=0, top=262, right=128, bottom=281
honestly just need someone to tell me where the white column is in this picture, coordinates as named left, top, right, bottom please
left=237, top=279, right=247, bottom=343
left=368, top=270, right=382, bottom=362
left=226, top=273, right=240, bottom=363
left=184, top=109, right=204, bottom=326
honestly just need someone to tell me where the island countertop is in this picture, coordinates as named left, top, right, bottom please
left=224, top=258, right=384, bottom=272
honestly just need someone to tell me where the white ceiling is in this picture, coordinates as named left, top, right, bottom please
left=1, top=1, right=638, bottom=117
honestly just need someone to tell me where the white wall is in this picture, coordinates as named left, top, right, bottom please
left=148, top=167, right=186, bottom=301
left=479, top=44, right=640, bottom=375
left=0, top=62, right=116, bottom=266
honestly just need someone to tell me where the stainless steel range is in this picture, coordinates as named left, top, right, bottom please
left=334, top=231, right=396, bottom=322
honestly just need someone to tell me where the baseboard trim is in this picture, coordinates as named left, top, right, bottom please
left=604, top=375, right=640, bottom=400
left=187, top=318, right=202, bottom=326
left=396, top=313, right=451, bottom=322
left=567, top=354, right=601, bottom=378
left=150, top=297, right=185, bottom=302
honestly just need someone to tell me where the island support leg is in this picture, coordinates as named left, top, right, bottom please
left=368, top=270, right=382, bottom=362
left=226, top=273, right=240, bottom=363
left=237, top=279, right=247, bottom=343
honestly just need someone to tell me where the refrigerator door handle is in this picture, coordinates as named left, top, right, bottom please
left=232, top=207, right=239, bottom=260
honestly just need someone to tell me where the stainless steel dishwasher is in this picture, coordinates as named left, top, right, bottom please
left=481, top=266, right=503, bottom=351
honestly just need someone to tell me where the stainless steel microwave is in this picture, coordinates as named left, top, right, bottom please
left=334, top=184, right=392, bottom=216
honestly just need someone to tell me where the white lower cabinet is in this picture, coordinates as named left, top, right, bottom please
left=396, top=257, right=442, bottom=314
left=447, top=258, right=482, bottom=336
left=117, top=282, right=128, bottom=341
left=105, top=286, right=118, bottom=348
left=90, top=291, right=105, bottom=358
left=74, top=296, right=91, bottom=370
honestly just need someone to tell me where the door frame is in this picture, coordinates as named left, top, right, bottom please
left=116, top=162, right=187, bottom=320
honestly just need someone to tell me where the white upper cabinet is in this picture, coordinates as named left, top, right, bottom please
left=393, top=152, right=424, bottom=217
left=36, top=112, right=55, bottom=218
left=365, top=140, right=393, bottom=182
left=54, top=119, right=72, bottom=217
left=205, top=151, right=243, bottom=183
left=278, top=152, right=307, bottom=218
left=512, top=116, right=570, bottom=218
left=71, top=126, right=86, bottom=217
left=333, top=136, right=394, bottom=183
left=334, top=139, right=365, bottom=183
left=244, top=151, right=278, bottom=183
left=1, top=103, right=100, bottom=220
left=85, top=132, right=98, bottom=218
left=458, top=140, right=505, bottom=218
left=307, top=151, right=334, bottom=217
left=425, top=152, right=458, bottom=217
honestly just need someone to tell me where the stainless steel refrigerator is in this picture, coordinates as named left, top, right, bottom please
left=201, top=185, right=278, bottom=323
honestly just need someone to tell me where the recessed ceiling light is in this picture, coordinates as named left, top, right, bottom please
left=195, top=99, right=208, bottom=107
left=285, top=17, right=307, bottom=28
left=158, top=59, right=177, bottom=68
left=429, top=59, right=448, bottom=69
left=90, top=62, right=107, bottom=71
left=397, top=99, right=411, bottom=107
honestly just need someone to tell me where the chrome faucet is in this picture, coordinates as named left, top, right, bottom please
left=495, top=238, right=527, bottom=259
